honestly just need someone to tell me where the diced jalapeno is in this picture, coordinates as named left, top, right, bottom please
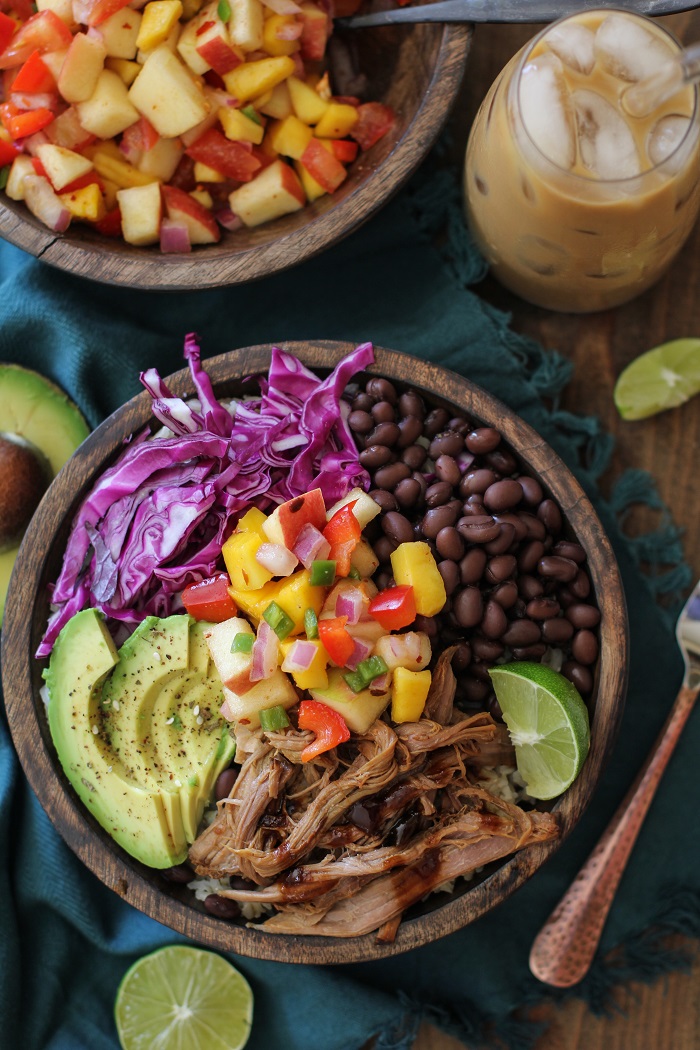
left=241, top=104, right=262, bottom=126
left=231, top=632, right=254, bottom=653
left=310, top=560, right=337, bottom=586
left=259, top=705, right=291, bottom=732
left=217, top=0, right=231, bottom=20
left=304, top=608, right=318, bottom=639
left=343, top=670, right=366, bottom=693
left=347, top=566, right=361, bottom=580
left=263, top=601, right=295, bottom=640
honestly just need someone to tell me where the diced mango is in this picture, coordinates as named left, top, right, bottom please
left=222, top=530, right=273, bottom=591
left=218, top=106, right=264, bottom=145
left=268, top=114, right=312, bottom=160
left=89, top=147, right=158, bottom=188
left=190, top=187, right=213, bottom=208
left=194, top=160, right=226, bottom=182
left=223, top=56, right=295, bottom=104
left=287, top=74, right=328, bottom=124
left=294, top=158, right=325, bottom=202
left=236, top=507, right=268, bottom=537
left=136, top=0, right=184, bottom=52
left=258, top=80, right=292, bottom=120
left=262, top=13, right=299, bottom=56
left=314, top=102, right=358, bottom=139
left=390, top=541, right=447, bottom=617
left=59, top=182, right=106, bottom=221
left=106, top=57, right=142, bottom=86
left=391, top=667, right=431, bottom=724
left=228, top=569, right=325, bottom=635
left=280, top=638, right=329, bottom=689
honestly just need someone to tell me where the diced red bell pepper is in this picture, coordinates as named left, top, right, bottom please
left=0, top=11, right=73, bottom=70
left=11, top=49, right=55, bottom=94
left=0, top=101, right=18, bottom=133
left=323, top=500, right=360, bottom=577
left=8, top=106, right=54, bottom=139
left=317, top=615, right=354, bottom=667
left=300, top=137, right=346, bottom=194
left=349, top=102, right=395, bottom=151
left=182, top=572, right=238, bottom=622
left=185, top=128, right=261, bottom=182
left=121, top=114, right=159, bottom=155
left=0, top=13, right=16, bottom=56
left=331, top=139, right=358, bottom=165
left=298, top=699, right=350, bottom=762
left=59, top=169, right=105, bottom=194
left=0, top=137, right=19, bottom=167
left=94, top=207, right=122, bottom=237
left=368, top=585, right=416, bottom=631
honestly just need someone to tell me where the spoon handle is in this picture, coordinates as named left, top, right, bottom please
left=529, top=683, right=698, bottom=988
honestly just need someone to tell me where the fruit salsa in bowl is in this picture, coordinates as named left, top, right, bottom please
left=0, top=0, right=469, bottom=289
left=2, top=341, right=628, bottom=964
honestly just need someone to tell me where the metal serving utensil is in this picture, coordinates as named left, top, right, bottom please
left=337, top=0, right=700, bottom=29
left=529, top=579, right=700, bottom=987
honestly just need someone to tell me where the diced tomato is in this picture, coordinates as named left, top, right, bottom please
left=298, top=699, right=350, bottom=762
left=8, top=107, right=54, bottom=139
left=185, top=128, right=261, bottom=182
left=94, top=207, right=122, bottom=237
left=11, top=50, right=55, bottom=94
left=203, top=69, right=226, bottom=91
left=317, top=615, right=354, bottom=667
left=196, top=19, right=216, bottom=36
left=331, top=139, right=358, bottom=164
left=31, top=155, right=46, bottom=176
left=0, top=11, right=73, bottom=70
left=323, top=501, right=360, bottom=576
left=0, top=137, right=18, bottom=167
left=0, top=13, right=16, bottom=55
left=0, top=101, right=18, bottom=133
left=250, top=144, right=275, bottom=170
left=182, top=573, right=238, bottom=622
left=350, top=102, right=395, bottom=151
left=121, top=115, right=159, bottom=156
left=60, top=169, right=105, bottom=194
left=300, top=137, right=346, bottom=194
left=368, top=585, right=416, bottom=631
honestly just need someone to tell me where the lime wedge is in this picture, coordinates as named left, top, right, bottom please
left=614, top=338, right=700, bottom=420
left=114, top=946, right=253, bottom=1050
left=489, top=662, right=591, bottom=801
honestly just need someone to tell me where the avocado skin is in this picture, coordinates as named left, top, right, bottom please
left=45, top=609, right=235, bottom=869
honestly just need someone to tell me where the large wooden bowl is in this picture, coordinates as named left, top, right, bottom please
left=0, top=26, right=470, bottom=290
left=2, top=342, right=628, bottom=963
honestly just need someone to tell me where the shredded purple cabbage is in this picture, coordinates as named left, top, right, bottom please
left=37, top=338, right=374, bottom=657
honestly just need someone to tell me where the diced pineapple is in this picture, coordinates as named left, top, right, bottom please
left=106, top=57, right=142, bottom=85
left=287, top=74, right=328, bottom=124
left=223, top=55, right=295, bottom=104
left=258, top=80, right=292, bottom=120
left=218, top=106, right=264, bottom=144
left=309, top=668, right=391, bottom=734
left=190, top=188, right=213, bottom=208
left=129, top=46, right=210, bottom=137
left=262, top=13, right=299, bottom=56
left=267, top=114, right=312, bottom=160
left=59, top=182, right=106, bottom=221
left=116, top=181, right=162, bottom=245
left=314, top=102, right=358, bottom=139
left=193, top=160, right=226, bottom=182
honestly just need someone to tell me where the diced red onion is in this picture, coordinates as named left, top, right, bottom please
left=281, top=638, right=317, bottom=673
left=345, top=636, right=372, bottom=671
left=335, top=586, right=364, bottom=625
left=263, top=0, right=301, bottom=13
left=215, top=205, right=244, bottom=231
left=220, top=698, right=235, bottom=721
left=250, top=620, right=279, bottom=682
left=160, top=219, right=192, bottom=254
left=292, top=522, right=330, bottom=568
left=276, top=21, right=302, bottom=39
left=22, top=131, right=50, bottom=156
left=458, top=452, right=475, bottom=472
left=22, top=174, right=70, bottom=232
left=119, top=137, right=142, bottom=165
left=369, top=672, right=390, bottom=696
left=255, top=541, right=298, bottom=576
left=11, top=92, right=57, bottom=111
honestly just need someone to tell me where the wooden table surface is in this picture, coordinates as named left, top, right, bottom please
left=409, top=10, right=700, bottom=1050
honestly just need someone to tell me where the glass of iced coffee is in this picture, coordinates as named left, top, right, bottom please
left=464, top=11, right=700, bottom=313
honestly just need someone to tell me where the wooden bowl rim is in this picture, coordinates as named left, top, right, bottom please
left=2, top=340, right=628, bottom=964
left=0, top=25, right=471, bottom=291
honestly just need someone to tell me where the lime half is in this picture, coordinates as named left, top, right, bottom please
left=115, top=946, right=253, bottom=1050
left=614, top=338, right=700, bottom=420
left=489, top=662, right=591, bottom=801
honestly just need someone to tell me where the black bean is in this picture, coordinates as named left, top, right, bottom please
left=451, top=642, right=472, bottom=671
left=396, top=415, right=423, bottom=448
left=422, top=504, right=459, bottom=538
left=481, top=599, right=508, bottom=639
left=519, top=512, right=547, bottom=540
left=462, top=495, right=487, bottom=516
left=511, top=644, right=547, bottom=660
left=369, top=488, right=398, bottom=514
left=382, top=511, right=413, bottom=545
left=438, top=559, right=460, bottom=596
left=368, top=421, right=401, bottom=447
left=460, top=548, right=487, bottom=584
left=424, top=407, right=450, bottom=437
left=348, top=409, right=373, bottom=434
left=571, top=629, right=598, bottom=665
left=485, top=448, right=517, bottom=475
left=429, top=431, right=464, bottom=459
left=411, top=472, right=428, bottom=502
left=538, top=555, right=579, bottom=582
left=488, top=695, right=504, bottom=722
left=541, top=617, right=575, bottom=644
left=562, top=660, right=593, bottom=694
left=518, top=476, right=544, bottom=506
left=352, top=393, right=373, bottom=412
left=526, top=597, right=561, bottom=620
left=449, top=416, right=471, bottom=434
left=465, top=427, right=501, bottom=454
left=553, top=540, right=586, bottom=564
left=557, top=587, right=576, bottom=608
left=485, top=554, right=517, bottom=583
left=436, top=526, right=464, bottom=560
left=570, top=569, right=592, bottom=599
left=453, top=586, right=483, bottom=628
left=518, top=539, right=545, bottom=574
left=401, top=444, right=427, bottom=470
left=215, top=767, right=237, bottom=801
left=462, top=676, right=490, bottom=704
left=492, top=581, right=519, bottom=609
left=484, top=523, right=516, bottom=555
left=204, top=894, right=240, bottom=919
left=456, top=515, right=501, bottom=544
left=374, top=462, right=411, bottom=490
left=538, top=499, right=563, bottom=534
left=375, top=571, right=392, bottom=591
left=360, top=444, right=394, bottom=469
left=518, top=574, right=544, bottom=600
left=371, top=400, right=396, bottom=424
left=393, top=477, right=422, bottom=508
left=425, top=481, right=453, bottom=507
left=414, top=614, right=438, bottom=638
left=493, top=512, right=528, bottom=542
left=435, top=454, right=461, bottom=486
left=460, top=468, right=497, bottom=497
left=472, top=637, right=504, bottom=661
left=367, top=377, right=397, bottom=403
left=565, top=603, right=601, bottom=629
left=471, top=660, right=494, bottom=683
left=374, top=535, right=397, bottom=562
left=502, top=619, right=541, bottom=647
left=162, top=862, right=195, bottom=884
left=484, top=478, right=523, bottom=512
left=399, top=390, right=426, bottom=419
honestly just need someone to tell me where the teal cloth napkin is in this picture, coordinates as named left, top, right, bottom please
left=1, top=166, right=698, bottom=1050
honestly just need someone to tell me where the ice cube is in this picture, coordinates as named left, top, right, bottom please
left=647, top=113, right=691, bottom=169
left=574, top=89, right=641, bottom=180
left=519, top=53, right=576, bottom=170
left=546, top=22, right=596, bottom=76
left=516, top=234, right=568, bottom=276
left=595, top=13, right=676, bottom=83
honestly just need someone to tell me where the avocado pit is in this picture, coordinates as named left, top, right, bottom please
left=0, top=432, right=52, bottom=551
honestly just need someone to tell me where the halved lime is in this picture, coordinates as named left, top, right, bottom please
left=114, top=946, right=253, bottom=1050
left=614, top=338, right=700, bottom=420
left=489, top=662, right=591, bottom=801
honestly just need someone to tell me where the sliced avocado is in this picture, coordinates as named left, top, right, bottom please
left=45, top=609, right=186, bottom=869
left=0, top=364, right=89, bottom=624
left=309, top=668, right=391, bottom=734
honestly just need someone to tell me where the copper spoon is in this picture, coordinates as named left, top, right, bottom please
left=529, top=580, right=700, bottom=987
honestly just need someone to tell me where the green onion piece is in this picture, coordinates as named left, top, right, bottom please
left=217, top=0, right=231, bottom=20
left=231, top=632, right=254, bottom=653
left=343, top=670, right=366, bottom=693
left=241, top=104, right=262, bottom=126
left=347, top=566, right=361, bottom=580
left=304, top=608, right=318, bottom=639
left=357, top=654, right=389, bottom=686
left=0, top=165, right=10, bottom=191
left=263, top=600, right=295, bottom=640
left=310, top=559, right=336, bottom=586
left=259, top=705, right=291, bottom=732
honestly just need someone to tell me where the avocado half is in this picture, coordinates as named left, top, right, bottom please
left=0, top=364, right=90, bottom=624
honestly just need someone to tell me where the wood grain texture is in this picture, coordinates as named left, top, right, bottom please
left=0, top=25, right=470, bottom=290
left=1, top=342, right=626, bottom=966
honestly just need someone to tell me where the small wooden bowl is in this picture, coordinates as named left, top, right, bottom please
left=2, top=342, right=628, bottom=964
left=0, top=26, right=470, bottom=290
